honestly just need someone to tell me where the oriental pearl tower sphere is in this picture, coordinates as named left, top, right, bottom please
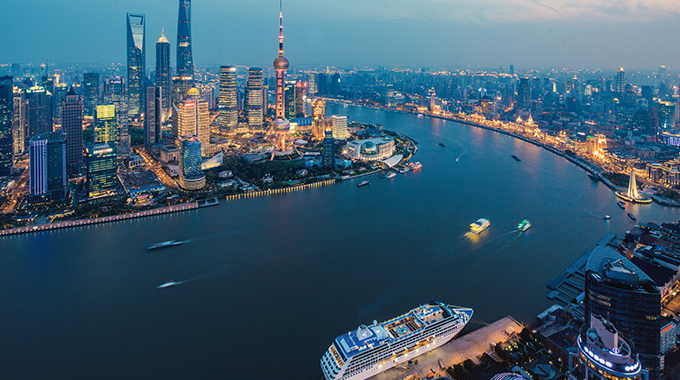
left=272, top=1, right=292, bottom=159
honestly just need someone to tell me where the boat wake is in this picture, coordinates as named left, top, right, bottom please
left=156, top=275, right=206, bottom=289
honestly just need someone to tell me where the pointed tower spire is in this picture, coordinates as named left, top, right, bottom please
left=278, top=0, right=284, bottom=57
left=627, top=168, right=639, bottom=199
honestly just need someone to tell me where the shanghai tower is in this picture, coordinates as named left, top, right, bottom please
left=176, top=0, right=193, bottom=78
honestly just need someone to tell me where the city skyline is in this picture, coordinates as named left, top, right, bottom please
left=3, top=0, right=680, bottom=70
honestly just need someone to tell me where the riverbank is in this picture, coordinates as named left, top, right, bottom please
left=0, top=202, right=199, bottom=237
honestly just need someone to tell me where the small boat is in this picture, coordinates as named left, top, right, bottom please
left=357, top=180, right=371, bottom=187
left=589, top=173, right=600, bottom=181
left=399, top=166, right=410, bottom=174
left=517, top=219, right=531, bottom=232
left=617, top=201, right=625, bottom=209
left=604, top=215, right=611, bottom=220
left=146, top=240, right=184, bottom=250
left=511, top=155, right=521, bottom=162
left=409, top=162, right=422, bottom=170
left=383, top=172, right=396, bottom=179
left=439, top=142, right=446, bottom=147
left=470, top=218, right=490, bottom=234
left=157, top=281, right=180, bottom=289
left=628, top=213, right=637, bottom=221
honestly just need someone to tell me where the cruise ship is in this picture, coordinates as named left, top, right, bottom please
left=320, top=301, right=473, bottom=380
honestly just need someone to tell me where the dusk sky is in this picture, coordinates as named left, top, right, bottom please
left=4, top=0, right=680, bottom=70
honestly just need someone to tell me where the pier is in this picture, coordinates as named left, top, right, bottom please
left=369, top=316, right=524, bottom=380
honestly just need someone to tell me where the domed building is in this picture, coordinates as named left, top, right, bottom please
left=173, top=86, right=209, bottom=149
left=346, top=137, right=395, bottom=161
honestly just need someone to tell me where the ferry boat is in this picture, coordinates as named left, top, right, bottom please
left=146, top=240, right=184, bottom=250
left=383, top=172, right=396, bottom=179
left=517, top=219, right=531, bottom=232
left=357, top=180, right=371, bottom=187
left=470, top=218, right=490, bottom=234
left=604, top=215, right=611, bottom=220
left=617, top=201, right=626, bottom=209
left=409, top=162, right=422, bottom=170
left=511, top=155, right=521, bottom=162
left=399, top=166, right=410, bottom=174
left=320, top=301, right=473, bottom=380
left=628, top=213, right=637, bottom=221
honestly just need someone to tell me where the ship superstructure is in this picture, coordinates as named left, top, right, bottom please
left=321, top=301, right=473, bottom=380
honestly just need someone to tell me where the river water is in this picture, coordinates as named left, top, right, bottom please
left=1, top=104, right=678, bottom=379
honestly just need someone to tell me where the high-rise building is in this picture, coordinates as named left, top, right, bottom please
left=518, top=78, right=531, bottom=110
left=312, top=98, right=325, bottom=140
left=12, top=86, right=26, bottom=157
left=284, top=81, right=296, bottom=120
left=616, top=68, right=626, bottom=94
left=308, top=73, right=317, bottom=96
left=25, top=85, right=52, bottom=139
left=271, top=2, right=292, bottom=157
left=155, top=30, right=171, bottom=122
left=246, top=67, right=264, bottom=131
left=29, top=131, right=67, bottom=201
left=173, top=87, right=209, bottom=147
left=86, top=143, right=117, bottom=198
left=295, top=81, right=307, bottom=118
left=0, top=76, right=12, bottom=176
left=52, top=83, right=68, bottom=126
left=94, top=105, right=118, bottom=145
left=331, top=115, right=348, bottom=140
left=11, top=64, right=21, bottom=79
left=126, top=12, right=146, bottom=118
left=217, top=66, right=238, bottom=133
left=176, top=0, right=193, bottom=78
left=83, top=73, right=99, bottom=118
left=585, top=246, right=661, bottom=380
left=61, top=88, right=84, bottom=169
left=105, top=77, right=130, bottom=156
left=144, top=86, right=161, bottom=147
left=574, top=314, right=645, bottom=380
left=178, top=135, right=204, bottom=190
left=322, top=130, right=335, bottom=169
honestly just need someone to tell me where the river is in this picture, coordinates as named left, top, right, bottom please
left=1, top=104, right=678, bottom=379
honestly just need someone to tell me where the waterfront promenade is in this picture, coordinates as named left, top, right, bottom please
left=0, top=202, right=199, bottom=237
left=369, top=316, right=524, bottom=380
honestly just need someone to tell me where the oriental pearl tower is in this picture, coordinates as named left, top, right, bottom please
left=271, top=0, right=294, bottom=159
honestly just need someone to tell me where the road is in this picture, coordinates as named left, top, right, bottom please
left=133, top=146, right=179, bottom=189
left=2, top=167, right=29, bottom=214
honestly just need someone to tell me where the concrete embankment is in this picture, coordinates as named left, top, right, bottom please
left=0, top=202, right=199, bottom=237
left=224, top=179, right=336, bottom=201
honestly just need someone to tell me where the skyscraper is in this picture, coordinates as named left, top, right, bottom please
left=86, top=143, right=117, bottom=198
left=178, top=135, right=204, bottom=190
left=94, top=105, right=118, bottom=145
left=331, top=115, right=348, bottom=140
left=284, top=81, right=296, bottom=119
left=176, top=0, right=193, bottom=78
left=52, top=83, right=68, bottom=126
left=61, top=88, right=84, bottom=169
left=29, top=131, right=67, bottom=201
left=585, top=246, right=661, bottom=380
left=155, top=30, right=171, bottom=122
left=0, top=76, right=13, bottom=176
left=173, top=87, right=209, bottom=147
left=271, top=1, right=292, bottom=157
left=106, top=77, right=130, bottom=156
left=144, top=86, right=161, bottom=147
left=25, top=85, right=52, bottom=139
left=616, top=67, right=626, bottom=94
left=126, top=12, right=145, bottom=118
left=12, top=86, right=26, bottom=157
left=518, top=78, right=531, bottom=110
left=217, top=65, right=237, bottom=133
left=246, top=67, right=264, bottom=131
left=295, top=81, right=307, bottom=118
left=322, top=130, right=335, bottom=169
left=83, top=73, right=99, bottom=118
left=312, top=98, right=325, bottom=140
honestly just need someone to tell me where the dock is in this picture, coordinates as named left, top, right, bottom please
left=368, top=316, right=523, bottom=380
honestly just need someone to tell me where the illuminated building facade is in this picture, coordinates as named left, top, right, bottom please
left=126, top=12, right=145, bottom=118
left=585, top=247, right=661, bottom=380
left=29, top=131, right=67, bottom=200
left=94, top=105, right=118, bottom=145
left=575, top=314, right=646, bottom=380
left=246, top=67, right=264, bottom=131
left=52, top=83, right=67, bottom=126
left=176, top=0, right=193, bottom=78
left=322, top=130, right=335, bottom=169
left=26, top=85, right=53, bottom=139
left=12, top=86, right=26, bottom=157
left=173, top=87, right=209, bottom=147
left=178, top=135, right=205, bottom=190
left=83, top=72, right=99, bottom=118
left=284, top=81, right=296, bottom=119
left=312, top=98, right=326, bottom=140
left=86, top=143, right=117, bottom=198
left=217, top=66, right=237, bottom=133
left=331, top=115, right=348, bottom=140
left=61, top=88, right=83, bottom=169
left=295, top=81, right=307, bottom=118
left=145, top=86, right=161, bottom=147
left=346, top=137, right=395, bottom=161
left=0, top=76, right=12, bottom=176
left=155, top=30, right=171, bottom=122
left=616, top=68, right=626, bottom=94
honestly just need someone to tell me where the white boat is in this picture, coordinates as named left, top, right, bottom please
left=357, top=180, right=371, bottom=187
left=470, top=218, right=490, bottom=234
left=399, top=166, right=410, bottom=174
left=409, top=162, right=422, bottom=170
left=384, top=172, right=396, bottom=179
left=157, top=281, right=180, bottom=289
left=146, top=240, right=184, bottom=250
left=320, top=301, right=473, bottom=380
